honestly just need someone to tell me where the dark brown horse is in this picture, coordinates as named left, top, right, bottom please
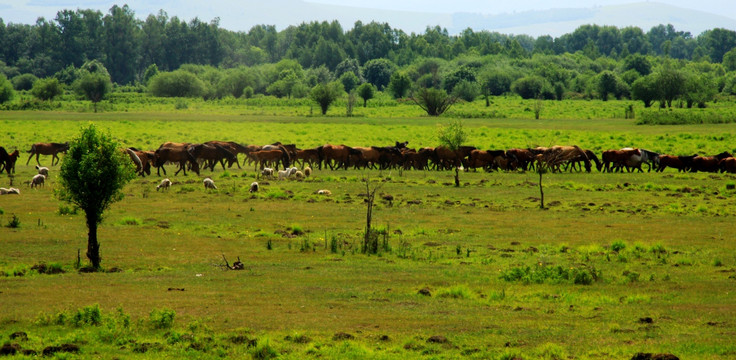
left=154, top=142, right=199, bottom=176
left=26, top=142, right=69, bottom=166
left=188, top=143, right=237, bottom=171
left=0, top=147, right=20, bottom=174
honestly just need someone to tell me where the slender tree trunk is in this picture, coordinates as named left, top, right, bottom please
left=538, top=170, right=544, bottom=209
left=454, top=166, right=460, bottom=187
left=86, top=210, right=101, bottom=269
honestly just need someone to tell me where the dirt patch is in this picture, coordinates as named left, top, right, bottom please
left=418, top=287, right=432, bottom=297
left=9, top=332, right=27, bottom=341
left=423, top=242, right=442, bottom=247
left=427, top=335, right=449, bottom=344
left=630, top=353, right=680, bottom=360
left=0, top=344, right=20, bottom=356
left=42, top=343, right=79, bottom=356
left=333, top=332, right=354, bottom=341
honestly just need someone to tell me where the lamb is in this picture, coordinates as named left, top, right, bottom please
left=249, top=181, right=259, bottom=193
left=316, top=189, right=332, bottom=196
left=156, top=178, right=172, bottom=191
left=294, top=170, right=304, bottom=179
left=277, top=169, right=288, bottom=180
left=0, top=187, right=20, bottom=195
left=261, top=167, right=274, bottom=179
left=35, top=165, right=49, bottom=177
left=30, top=174, right=45, bottom=188
left=203, top=177, right=217, bottom=190
left=286, top=167, right=298, bottom=177
left=303, top=166, right=312, bottom=177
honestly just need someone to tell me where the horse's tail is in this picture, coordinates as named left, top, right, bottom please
left=27, top=144, right=36, bottom=153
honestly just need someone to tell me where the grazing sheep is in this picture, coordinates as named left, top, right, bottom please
left=295, top=170, right=304, bottom=179
left=316, top=189, right=332, bottom=196
left=304, top=166, right=312, bottom=177
left=203, top=177, right=217, bottom=190
left=277, top=170, right=288, bottom=180
left=261, top=167, right=274, bottom=179
left=156, top=178, right=172, bottom=191
left=0, top=187, right=20, bottom=195
left=30, top=174, right=45, bottom=188
left=249, top=181, right=259, bottom=193
left=287, top=167, right=298, bottom=177
left=35, top=165, right=49, bottom=177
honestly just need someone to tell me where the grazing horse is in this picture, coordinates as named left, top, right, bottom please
left=0, top=147, right=20, bottom=174
left=467, top=150, right=505, bottom=172
left=126, top=148, right=154, bottom=177
left=26, top=142, right=69, bottom=166
left=506, top=148, right=535, bottom=171
left=241, top=145, right=263, bottom=166
left=435, top=145, right=476, bottom=170
left=536, top=146, right=589, bottom=172
left=601, top=148, right=640, bottom=172
left=319, top=144, right=360, bottom=170
left=261, top=144, right=291, bottom=169
left=657, top=154, right=697, bottom=172
left=205, top=141, right=252, bottom=169
left=295, top=148, right=320, bottom=168
left=691, top=152, right=733, bottom=173
left=352, top=147, right=381, bottom=169
left=154, top=142, right=199, bottom=176
left=719, top=157, right=736, bottom=173
left=188, top=143, right=237, bottom=171
left=250, top=150, right=284, bottom=170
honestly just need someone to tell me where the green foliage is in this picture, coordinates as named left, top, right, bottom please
left=31, top=77, right=63, bottom=101
left=511, top=75, right=550, bottom=99
left=411, top=87, right=457, bottom=116
left=57, top=124, right=136, bottom=268
left=148, top=70, right=206, bottom=98
left=500, top=264, right=599, bottom=285
left=388, top=71, right=412, bottom=99
left=636, top=108, right=736, bottom=125
left=356, top=82, right=375, bottom=107
left=251, top=338, right=278, bottom=360
left=6, top=214, right=21, bottom=228
left=149, top=308, right=176, bottom=329
left=436, top=285, right=476, bottom=299
left=72, top=304, right=103, bottom=326
left=480, top=69, right=513, bottom=96
left=362, top=58, right=395, bottom=90
left=452, top=80, right=480, bottom=102
left=143, top=64, right=159, bottom=85
left=339, top=71, right=359, bottom=93
left=11, top=73, right=38, bottom=91
left=75, top=71, right=112, bottom=106
left=310, top=81, right=343, bottom=115
left=610, top=241, right=626, bottom=252
left=0, top=74, right=14, bottom=104
left=437, top=119, right=467, bottom=151
left=631, top=74, right=659, bottom=107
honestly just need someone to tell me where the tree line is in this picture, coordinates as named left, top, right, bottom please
left=1, top=4, right=736, bottom=115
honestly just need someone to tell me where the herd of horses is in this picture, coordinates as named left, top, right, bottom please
left=1, top=141, right=735, bottom=179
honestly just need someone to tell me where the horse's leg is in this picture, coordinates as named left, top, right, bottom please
left=26, top=151, right=34, bottom=166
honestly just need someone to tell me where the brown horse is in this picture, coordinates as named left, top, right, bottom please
left=250, top=150, right=284, bottom=170
left=188, top=143, right=237, bottom=171
left=601, top=148, right=640, bottom=172
left=295, top=148, right=320, bottom=168
left=154, top=142, right=199, bottom=176
left=719, top=157, right=736, bottom=173
left=506, top=148, right=535, bottom=171
left=125, top=148, right=153, bottom=177
left=657, top=154, right=697, bottom=172
left=26, top=142, right=69, bottom=166
left=319, top=144, right=359, bottom=170
left=205, top=141, right=252, bottom=169
left=0, top=147, right=20, bottom=174
left=435, top=145, right=476, bottom=170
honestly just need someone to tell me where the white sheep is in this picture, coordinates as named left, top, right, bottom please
left=0, top=187, right=20, bottom=195
left=304, top=166, right=312, bottom=177
left=287, top=167, right=298, bottom=177
left=316, top=189, right=332, bottom=196
left=249, top=181, right=259, bottom=193
left=203, top=177, right=217, bottom=190
left=261, top=167, right=274, bottom=179
left=156, top=178, right=172, bottom=191
left=35, top=165, right=49, bottom=177
left=277, top=170, right=288, bottom=180
left=30, top=174, right=45, bottom=188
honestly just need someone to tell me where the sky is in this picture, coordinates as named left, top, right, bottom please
left=1, top=0, right=734, bottom=35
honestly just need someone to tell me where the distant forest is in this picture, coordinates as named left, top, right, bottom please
left=1, top=4, right=736, bottom=85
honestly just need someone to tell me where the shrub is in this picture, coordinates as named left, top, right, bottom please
left=500, top=264, right=599, bottom=285
left=6, top=214, right=20, bottom=228
left=251, top=338, right=278, bottom=360
left=71, top=304, right=102, bottom=326
left=118, top=217, right=141, bottom=226
left=436, top=285, right=476, bottom=299
left=610, top=241, right=626, bottom=252
left=0, top=74, right=15, bottom=103
left=149, top=308, right=176, bottom=329
left=452, top=80, right=480, bottom=102
left=148, top=70, right=205, bottom=98
left=12, top=73, right=38, bottom=91
left=58, top=204, right=79, bottom=215
left=31, top=77, right=63, bottom=101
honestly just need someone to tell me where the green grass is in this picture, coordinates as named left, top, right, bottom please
left=1, top=107, right=735, bottom=359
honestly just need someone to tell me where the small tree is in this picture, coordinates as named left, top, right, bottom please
left=339, top=72, right=359, bottom=93
left=75, top=72, right=112, bottom=113
left=356, top=82, right=375, bottom=107
left=0, top=74, right=14, bottom=104
left=310, top=81, right=343, bottom=115
left=437, top=119, right=468, bottom=187
left=31, top=77, right=63, bottom=101
left=411, top=87, right=457, bottom=116
left=57, top=124, right=135, bottom=270
left=388, top=71, right=412, bottom=98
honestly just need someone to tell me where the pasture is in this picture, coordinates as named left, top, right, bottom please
left=1, top=108, right=736, bottom=359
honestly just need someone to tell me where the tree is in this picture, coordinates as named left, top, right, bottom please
left=631, top=74, right=659, bottom=107
left=655, top=66, right=686, bottom=107
left=75, top=71, right=112, bottom=112
left=683, top=72, right=717, bottom=108
left=310, top=81, right=343, bottom=115
left=511, top=76, right=548, bottom=99
left=356, top=82, right=375, bottom=107
left=339, top=72, right=359, bottom=93
left=148, top=70, right=205, bottom=98
left=143, top=64, right=159, bottom=85
left=362, top=58, right=395, bottom=90
left=411, top=87, right=457, bottom=116
left=597, top=71, right=619, bottom=101
left=11, top=73, right=38, bottom=91
left=388, top=71, right=412, bottom=99
left=31, top=77, right=63, bottom=101
left=0, top=74, right=14, bottom=104
left=723, top=47, right=736, bottom=72
left=452, top=80, right=480, bottom=102
left=57, top=124, right=135, bottom=270
left=437, top=119, right=467, bottom=187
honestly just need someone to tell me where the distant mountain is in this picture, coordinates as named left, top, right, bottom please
left=224, top=0, right=734, bottom=37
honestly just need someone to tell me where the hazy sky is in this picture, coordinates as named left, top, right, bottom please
left=1, top=0, right=734, bottom=33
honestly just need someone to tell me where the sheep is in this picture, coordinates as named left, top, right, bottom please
left=35, top=165, right=49, bottom=177
left=294, top=170, right=304, bottom=179
left=30, top=174, right=45, bottom=188
left=277, top=169, right=288, bottom=180
left=156, top=178, right=172, bottom=191
left=203, top=177, right=217, bottom=190
left=0, top=187, right=20, bottom=195
left=316, top=189, right=332, bottom=196
left=287, top=167, right=298, bottom=177
left=261, top=167, right=274, bottom=179
left=304, top=166, right=312, bottom=177
left=249, top=181, right=259, bottom=193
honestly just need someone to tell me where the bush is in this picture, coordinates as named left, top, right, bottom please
left=251, top=338, right=278, bottom=360
left=452, top=80, right=480, bottom=102
left=610, top=241, right=626, bottom=252
left=149, top=308, right=176, bottom=329
left=6, top=214, right=20, bottom=228
left=0, top=74, right=16, bottom=103
left=500, top=264, right=599, bottom=285
left=511, top=75, right=550, bottom=99
left=72, top=304, right=102, bottom=326
left=12, top=73, right=38, bottom=91
left=31, top=77, right=63, bottom=101
left=148, top=70, right=205, bottom=98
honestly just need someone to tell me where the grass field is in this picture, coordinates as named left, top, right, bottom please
left=1, top=105, right=736, bottom=359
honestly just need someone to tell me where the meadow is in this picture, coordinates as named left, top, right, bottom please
left=1, top=97, right=736, bottom=359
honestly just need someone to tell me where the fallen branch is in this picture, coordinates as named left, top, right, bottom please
left=221, top=254, right=245, bottom=270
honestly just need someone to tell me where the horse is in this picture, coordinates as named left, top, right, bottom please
left=690, top=152, right=733, bottom=173
left=657, top=154, right=697, bottom=172
left=295, top=148, right=320, bottom=168
left=506, top=148, right=535, bottom=171
left=261, top=144, right=291, bottom=169
left=467, top=150, right=505, bottom=172
left=319, top=144, right=359, bottom=170
left=601, top=148, right=640, bottom=172
left=719, top=157, right=736, bottom=173
left=188, top=143, right=237, bottom=171
left=26, top=142, right=69, bottom=166
left=435, top=145, right=476, bottom=170
left=537, top=146, right=589, bottom=173
left=250, top=150, right=284, bottom=170
left=154, top=142, right=199, bottom=176
left=205, top=141, right=252, bottom=169
left=0, top=147, right=20, bottom=174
